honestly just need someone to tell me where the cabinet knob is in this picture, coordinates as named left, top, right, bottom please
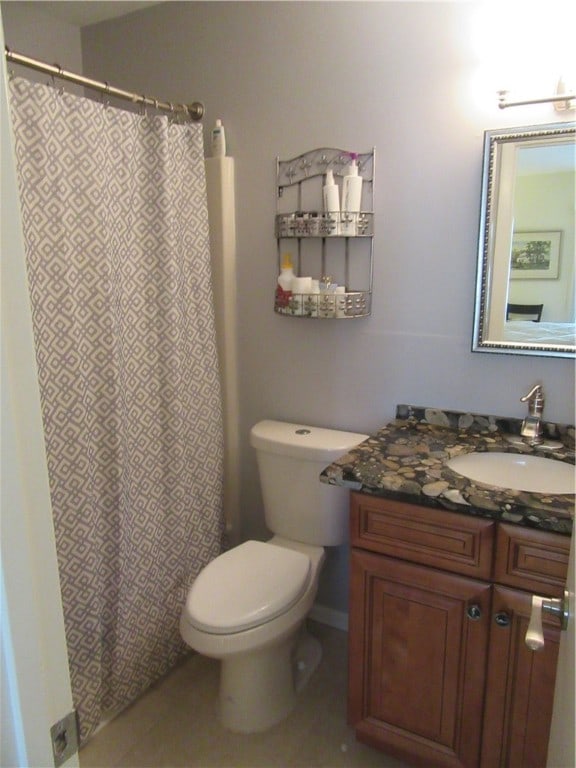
left=494, top=612, right=511, bottom=627
left=525, top=592, right=569, bottom=652
left=467, top=604, right=482, bottom=620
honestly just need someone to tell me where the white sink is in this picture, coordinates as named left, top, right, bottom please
left=446, top=452, right=575, bottom=495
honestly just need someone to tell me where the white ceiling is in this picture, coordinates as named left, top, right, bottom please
left=24, top=1, right=163, bottom=27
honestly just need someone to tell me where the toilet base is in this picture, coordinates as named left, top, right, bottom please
left=294, top=627, right=322, bottom=693
left=219, top=623, right=322, bottom=733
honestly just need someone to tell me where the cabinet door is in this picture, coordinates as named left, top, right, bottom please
left=349, top=548, right=491, bottom=768
left=481, top=586, right=561, bottom=768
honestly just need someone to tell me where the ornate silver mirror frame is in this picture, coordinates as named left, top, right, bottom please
left=472, top=122, right=575, bottom=358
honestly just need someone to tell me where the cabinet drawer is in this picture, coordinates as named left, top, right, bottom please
left=494, top=524, right=570, bottom=597
left=351, top=492, right=495, bottom=580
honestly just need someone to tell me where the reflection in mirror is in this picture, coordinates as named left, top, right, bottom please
left=473, top=122, right=575, bottom=358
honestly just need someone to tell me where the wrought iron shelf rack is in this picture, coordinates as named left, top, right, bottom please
left=275, top=147, right=375, bottom=319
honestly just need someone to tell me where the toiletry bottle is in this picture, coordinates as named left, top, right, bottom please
left=211, top=119, right=226, bottom=157
left=323, top=169, right=340, bottom=236
left=276, top=253, right=295, bottom=313
left=323, top=170, right=340, bottom=212
left=342, top=153, right=363, bottom=211
left=341, top=153, right=363, bottom=235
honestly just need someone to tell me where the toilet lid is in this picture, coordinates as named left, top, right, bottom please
left=185, top=540, right=311, bottom=634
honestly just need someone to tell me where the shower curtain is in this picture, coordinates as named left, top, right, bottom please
left=8, top=76, right=224, bottom=743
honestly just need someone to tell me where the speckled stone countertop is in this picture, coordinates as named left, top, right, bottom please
left=320, top=405, right=575, bottom=535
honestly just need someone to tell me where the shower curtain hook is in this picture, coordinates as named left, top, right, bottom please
left=55, top=65, right=64, bottom=96
left=103, top=82, right=110, bottom=108
left=47, top=63, right=58, bottom=90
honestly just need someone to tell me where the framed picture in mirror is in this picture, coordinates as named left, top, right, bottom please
left=510, top=231, right=561, bottom=280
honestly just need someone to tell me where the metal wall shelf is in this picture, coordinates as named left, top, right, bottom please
left=275, top=212, right=374, bottom=238
left=275, top=147, right=375, bottom=319
left=275, top=290, right=371, bottom=319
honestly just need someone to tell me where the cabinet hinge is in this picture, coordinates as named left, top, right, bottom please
left=50, top=709, right=79, bottom=767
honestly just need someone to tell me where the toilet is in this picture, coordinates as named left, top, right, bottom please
left=179, top=419, right=368, bottom=733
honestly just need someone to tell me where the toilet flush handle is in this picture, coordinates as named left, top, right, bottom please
left=525, top=592, right=569, bottom=651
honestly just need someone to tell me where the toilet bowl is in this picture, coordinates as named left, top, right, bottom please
left=179, top=420, right=368, bottom=733
left=180, top=536, right=325, bottom=733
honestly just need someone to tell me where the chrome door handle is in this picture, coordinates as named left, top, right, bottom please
left=525, top=591, right=569, bottom=651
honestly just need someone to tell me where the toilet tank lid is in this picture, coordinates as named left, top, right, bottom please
left=250, top=420, right=368, bottom=462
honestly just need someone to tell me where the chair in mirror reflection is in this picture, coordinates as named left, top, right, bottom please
left=506, top=303, right=544, bottom=322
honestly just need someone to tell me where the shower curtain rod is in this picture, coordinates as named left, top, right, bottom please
left=4, top=47, right=204, bottom=121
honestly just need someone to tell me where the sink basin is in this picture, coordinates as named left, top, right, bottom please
left=446, top=452, right=575, bottom=494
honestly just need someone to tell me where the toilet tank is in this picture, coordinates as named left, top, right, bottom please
left=250, top=420, right=369, bottom=546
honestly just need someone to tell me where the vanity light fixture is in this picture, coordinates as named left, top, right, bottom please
left=553, top=77, right=576, bottom=111
left=498, top=77, right=575, bottom=111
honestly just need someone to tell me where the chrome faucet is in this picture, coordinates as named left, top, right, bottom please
left=520, top=384, right=545, bottom=444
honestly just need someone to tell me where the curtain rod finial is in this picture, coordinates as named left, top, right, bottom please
left=188, top=101, right=204, bottom=121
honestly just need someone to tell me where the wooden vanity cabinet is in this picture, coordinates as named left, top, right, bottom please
left=348, top=493, right=570, bottom=768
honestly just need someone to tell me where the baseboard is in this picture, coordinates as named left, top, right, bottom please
left=309, top=603, right=348, bottom=632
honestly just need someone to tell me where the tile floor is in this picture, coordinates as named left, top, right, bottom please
left=80, top=620, right=410, bottom=768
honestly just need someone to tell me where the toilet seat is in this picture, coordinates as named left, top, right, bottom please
left=185, top=540, right=311, bottom=634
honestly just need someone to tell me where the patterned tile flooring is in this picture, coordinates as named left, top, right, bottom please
left=80, top=621, right=410, bottom=768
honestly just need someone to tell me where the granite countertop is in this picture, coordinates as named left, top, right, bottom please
left=320, top=405, right=575, bottom=535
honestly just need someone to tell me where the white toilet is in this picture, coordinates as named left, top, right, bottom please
left=180, top=419, right=368, bottom=733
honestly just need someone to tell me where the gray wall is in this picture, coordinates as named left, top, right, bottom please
left=3, top=1, right=574, bottom=614
left=1, top=2, right=83, bottom=77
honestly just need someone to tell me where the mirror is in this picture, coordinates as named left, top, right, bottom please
left=473, top=122, right=575, bottom=358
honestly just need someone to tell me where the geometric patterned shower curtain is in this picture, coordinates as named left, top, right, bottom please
left=8, top=75, right=224, bottom=744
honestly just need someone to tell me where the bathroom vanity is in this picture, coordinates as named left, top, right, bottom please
left=321, top=406, right=574, bottom=768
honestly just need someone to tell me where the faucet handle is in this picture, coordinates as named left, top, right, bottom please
left=520, top=384, right=544, bottom=407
